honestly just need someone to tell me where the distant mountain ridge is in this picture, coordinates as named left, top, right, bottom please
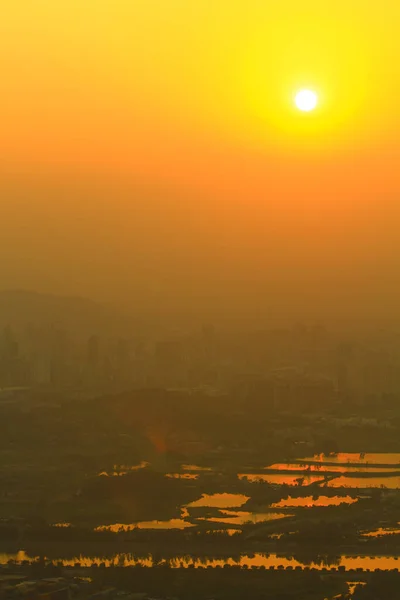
left=0, top=290, right=135, bottom=339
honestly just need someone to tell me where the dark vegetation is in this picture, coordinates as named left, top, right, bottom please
left=4, top=558, right=400, bottom=600
left=1, top=384, right=400, bottom=588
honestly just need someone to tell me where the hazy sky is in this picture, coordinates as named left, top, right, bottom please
left=1, top=1, right=399, bottom=320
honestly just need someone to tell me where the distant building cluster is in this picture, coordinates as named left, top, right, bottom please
left=0, top=323, right=219, bottom=393
left=0, top=321, right=399, bottom=411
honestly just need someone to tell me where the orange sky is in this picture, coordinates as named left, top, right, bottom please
left=1, top=1, right=399, bottom=320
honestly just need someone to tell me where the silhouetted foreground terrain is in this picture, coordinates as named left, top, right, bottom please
left=1, top=558, right=400, bottom=600
left=1, top=387, right=400, bottom=563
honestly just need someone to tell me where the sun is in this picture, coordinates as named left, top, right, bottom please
left=295, top=89, right=318, bottom=112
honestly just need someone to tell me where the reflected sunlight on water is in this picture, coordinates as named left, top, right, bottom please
left=95, top=518, right=194, bottom=532
left=201, top=510, right=292, bottom=526
left=94, top=507, right=193, bottom=531
left=61, top=555, right=153, bottom=568
left=327, top=476, right=400, bottom=489
left=267, top=463, right=398, bottom=473
left=0, top=551, right=38, bottom=564
left=2, top=551, right=399, bottom=571
left=187, top=493, right=249, bottom=508
left=362, top=526, right=400, bottom=537
left=202, top=529, right=241, bottom=536
left=166, top=473, right=199, bottom=480
left=238, top=474, right=326, bottom=486
left=298, top=454, right=400, bottom=465
left=182, top=465, right=212, bottom=471
left=271, top=495, right=358, bottom=508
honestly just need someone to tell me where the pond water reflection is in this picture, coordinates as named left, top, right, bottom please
left=242, top=455, right=400, bottom=488
left=271, top=495, right=358, bottom=508
left=299, top=453, right=400, bottom=465
left=166, top=473, right=199, bottom=480
left=362, top=526, right=400, bottom=537
left=2, top=551, right=400, bottom=572
left=202, top=529, right=240, bottom=536
left=201, top=510, right=292, bottom=526
left=327, top=476, right=400, bottom=489
left=267, top=463, right=398, bottom=473
left=182, top=465, right=212, bottom=471
left=238, top=474, right=326, bottom=486
left=187, top=493, right=249, bottom=508
left=95, top=518, right=194, bottom=532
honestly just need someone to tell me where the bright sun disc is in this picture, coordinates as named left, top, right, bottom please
left=295, top=89, right=318, bottom=112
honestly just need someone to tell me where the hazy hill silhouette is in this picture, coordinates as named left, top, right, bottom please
left=0, top=290, right=135, bottom=339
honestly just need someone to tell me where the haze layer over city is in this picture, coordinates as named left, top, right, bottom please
left=1, top=2, right=399, bottom=323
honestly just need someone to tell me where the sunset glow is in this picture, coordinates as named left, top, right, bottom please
left=0, top=1, right=399, bottom=316
left=295, top=90, right=318, bottom=112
